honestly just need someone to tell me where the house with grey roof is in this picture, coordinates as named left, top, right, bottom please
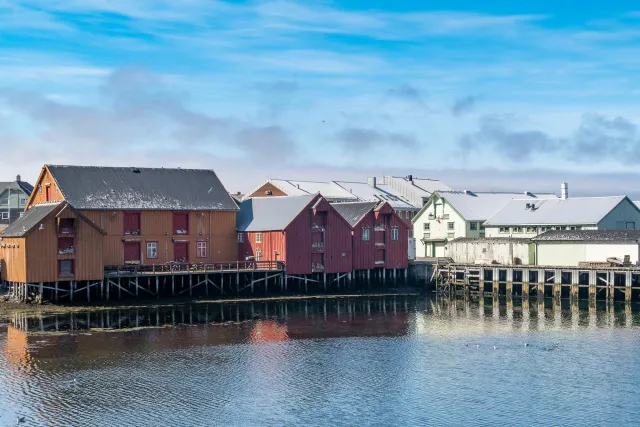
left=484, top=194, right=640, bottom=239
left=0, top=175, right=34, bottom=230
left=412, top=190, right=557, bottom=258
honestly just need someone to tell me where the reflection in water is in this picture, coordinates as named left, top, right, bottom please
left=1, top=296, right=640, bottom=426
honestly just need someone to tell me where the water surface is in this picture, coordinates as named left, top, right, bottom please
left=1, top=296, right=639, bottom=426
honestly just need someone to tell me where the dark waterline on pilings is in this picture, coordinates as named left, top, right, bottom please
left=1, top=295, right=639, bottom=426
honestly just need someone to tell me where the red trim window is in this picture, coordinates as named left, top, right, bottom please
left=59, top=260, right=74, bottom=277
left=58, top=237, right=74, bottom=255
left=173, top=212, right=189, bottom=235
left=197, top=241, right=207, bottom=258
left=124, top=212, right=141, bottom=235
left=146, top=242, right=158, bottom=259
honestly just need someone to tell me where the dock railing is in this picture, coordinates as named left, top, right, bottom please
left=105, top=260, right=285, bottom=276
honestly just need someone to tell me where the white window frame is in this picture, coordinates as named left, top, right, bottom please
left=19, top=198, right=26, bottom=206
left=1, top=212, right=8, bottom=220
left=362, top=227, right=370, bottom=241
left=391, top=226, right=399, bottom=241
left=146, top=242, right=158, bottom=259
left=513, top=227, right=523, bottom=233
left=526, top=226, right=537, bottom=233
left=424, top=223, right=430, bottom=231
left=470, top=222, right=478, bottom=231
left=255, top=248, right=262, bottom=261
left=256, top=232, right=262, bottom=243
left=238, top=232, right=244, bottom=243
left=447, top=222, right=454, bottom=231
left=499, top=227, right=510, bottom=233
left=197, top=241, right=207, bottom=258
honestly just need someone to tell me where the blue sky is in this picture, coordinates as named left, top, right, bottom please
left=2, top=1, right=640, bottom=196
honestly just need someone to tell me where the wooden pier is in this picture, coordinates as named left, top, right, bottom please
left=437, top=263, right=640, bottom=303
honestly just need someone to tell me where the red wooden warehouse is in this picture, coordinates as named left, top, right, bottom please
left=332, top=201, right=409, bottom=280
left=236, top=195, right=353, bottom=277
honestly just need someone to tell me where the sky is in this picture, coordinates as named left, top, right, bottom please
left=2, top=1, right=640, bottom=197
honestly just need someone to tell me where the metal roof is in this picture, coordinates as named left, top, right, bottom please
left=332, top=202, right=378, bottom=227
left=0, top=203, right=61, bottom=237
left=448, top=236, right=532, bottom=244
left=533, top=229, right=640, bottom=243
left=435, top=191, right=558, bottom=221
left=47, top=165, right=238, bottom=211
left=0, top=181, right=34, bottom=197
left=333, top=181, right=416, bottom=210
left=484, top=196, right=629, bottom=226
left=236, top=195, right=315, bottom=232
left=265, top=179, right=357, bottom=201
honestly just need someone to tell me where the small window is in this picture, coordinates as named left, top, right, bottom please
left=59, top=260, right=74, bottom=277
left=626, top=222, right=636, bottom=230
left=447, top=222, right=454, bottom=230
left=173, top=212, right=189, bottom=235
left=38, top=185, right=42, bottom=194
left=147, top=242, right=158, bottom=259
left=19, top=198, right=26, bottom=206
left=499, top=227, right=510, bottom=233
left=470, top=222, right=478, bottom=231
left=197, top=241, right=207, bottom=258
left=256, top=232, right=262, bottom=243
left=391, top=226, right=399, bottom=241
left=238, top=232, right=244, bottom=243
left=124, top=212, right=141, bottom=235
left=513, top=227, right=523, bottom=233
left=569, top=226, right=577, bottom=231
left=1, top=212, right=8, bottom=220
left=255, top=248, right=262, bottom=261
left=480, top=223, right=485, bottom=230
left=362, top=227, right=370, bottom=241
left=554, top=226, right=563, bottom=231
left=424, top=223, right=430, bottom=231
left=58, top=237, right=74, bottom=255
left=526, top=226, right=537, bottom=233
left=59, top=218, right=74, bottom=234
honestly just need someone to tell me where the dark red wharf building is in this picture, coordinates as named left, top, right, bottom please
left=332, top=201, right=409, bottom=279
left=236, top=195, right=353, bottom=276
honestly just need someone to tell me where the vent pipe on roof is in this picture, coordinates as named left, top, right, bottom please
left=367, top=177, right=377, bottom=188
left=16, top=174, right=21, bottom=182
left=561, top=182, right=568, bottom=200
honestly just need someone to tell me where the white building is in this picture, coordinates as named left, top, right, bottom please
left=484, top=193, right=640, bottom=238
left=412, top=190, right=556, bottom=258
left=446, top=237, right=533, bottom=265
left=533, top=230, right=640, bottom=266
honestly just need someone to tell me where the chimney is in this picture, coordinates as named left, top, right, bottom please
left=16, top=174, right=21, bottom=182
left=407, top=174, right=413, bottom=182
left=561, top=182, right=568, bottom=200
left=367, top=177, right=377, bottom=188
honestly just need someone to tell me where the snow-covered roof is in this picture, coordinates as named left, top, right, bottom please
left=333, top=181, right=416, bottom=210
left=435, top=191, right=558, bottom=222
left=236, top=195, right=315, bottom=232
left=265, top=179, right=357, bottom=202
left=47, top=165, right=238, bottom=211
left=332, top=202, right=378, bottom=227
left=533, top=229, right=640, bottom=243
left=411, top=178, right=452, bottom=195
left=484, top=196, right=630, bottom=226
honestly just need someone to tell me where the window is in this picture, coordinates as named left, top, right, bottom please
left=513, top=227, right=523, bottom=233
left=423, top=223, right=430, bottom=231
left=499, top=227, right=510, bottom=233
left=59, top=260, right=74, bottom=277
left=362, top=227, right=370, bottom=241
left=147, top=242, right=157, bottom=259
left=238, top=233, right=244, bottom=243
left=38, top=185, right=42, bottom=194
left=569, top=226, right=577, bottom=231
left=197, top=241, right=207, bottom=258
left=58, top=237, right=74, bottom=255
left=124, top=212, right=141, bottom=235
left=626, top=222, right=636, bottom=230
left=255, top=248, right=262, bottom=261
left=526, top=226, right=537, bottom=233
left=480, top=223, right=485, bottom=230
left=470, top=222, right=478, bottom=231
left=391, top=226, right=399, bottom=241
left=554, top=226, right=563, bottom=231
left=19, top=198, right=26, bottom=206
left=173, top=212, right=189, bottom=235
left=447, top=222, right=454, bottom=230
left=423, top=233, right=431, bottom=239
left=1, top=212, right=8, bottom=220
left=256, top=232, right=262, bottom=243
left=59, top=218, right=74, bottom=234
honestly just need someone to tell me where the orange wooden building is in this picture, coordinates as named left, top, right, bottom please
left=1, top=165, right=239, bottom=299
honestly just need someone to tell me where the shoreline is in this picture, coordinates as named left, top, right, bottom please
left=0, top=288, right=424, bottom=317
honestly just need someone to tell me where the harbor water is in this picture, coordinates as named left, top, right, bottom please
left=1, top=295, right=639, bottom=426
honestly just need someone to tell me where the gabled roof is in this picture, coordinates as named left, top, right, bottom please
left=250, top=179, right=357, bottom=202
left=0, top=181, right=34, bottom=197
left=484, top=196, right=631, bottom=226
left=0, top=203, right=62, bottom=237
left=46, top=165, right=238, bottom=211
left=533, top=229, right=640, bottom=243
left=333, top=181, right=416, bottom=210
left=424, top=191, right=558, bottom=222
left=332, top=202, right=378, bottom=227
left=236, top=195, right=316, bottom=232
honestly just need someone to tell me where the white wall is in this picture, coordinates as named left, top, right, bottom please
left=537, top=242, right=640, bottom=266
left=598, top=198, right=640, bottom=230
left=446, top=240, right=532, bottom=265
left=485, top=224, right=597, bottom=238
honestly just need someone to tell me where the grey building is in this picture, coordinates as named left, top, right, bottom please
left=0, top=175, right=34, bottom=229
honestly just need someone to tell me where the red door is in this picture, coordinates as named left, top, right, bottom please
left=45, top=186, right=51, bottom=201
left=124, top=242, right=140, bottom=263
left=174, top=242, right=188, bottom=262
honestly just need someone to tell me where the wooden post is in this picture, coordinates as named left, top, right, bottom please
left=156, top=276, right=159, bottom=299
left=626, top=271, right=633, bottom=303
left=304, top=275, right=308, bottom=293
left=323, top=273, right=327, bottom=292
left=86, top=281, right=90, bottom=303
left=506, top=268, right=513, bottom=297
left=251, top=272, right=254, bottom=294
left=171, top=275, right=175, bottom=296
left=265, top=272, right=268, bottom=295
left=588, top=270, right=596, bottom=302
left=236, top=272, right=240, bottom=295
left=189, top=274, right=193, bottom=297
left=55, top=281, right=59, bottom=302
left=284, top=274, right=288, bottom=292
left=100, top=280, right=104, bottom=300
left=118, top=277, right=122, bottom=299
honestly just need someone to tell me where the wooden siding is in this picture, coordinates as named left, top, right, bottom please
left=248, top=182, right=288, bottom=198
left=27, top=167, right=64, bottom=208
left=351, top=205, right=409, bottom=270
left=238, top=231, right=286, bottom=262
left=82, top=210, right=237, bottom=265
left=0, top=238, right=27, bottom=282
